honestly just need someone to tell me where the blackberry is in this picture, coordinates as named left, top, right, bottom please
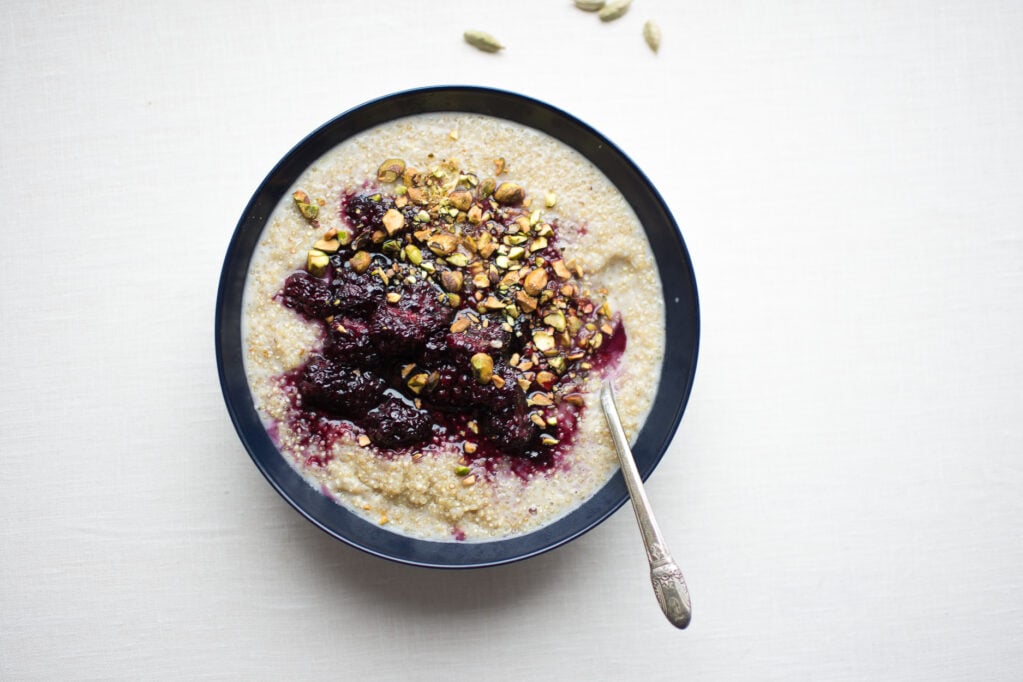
left=329, top=265, right=385, bottom=315
left=298, top=356, right=386, bottom=418
left=324, top=317, right=380, bottom=367
left=362, top=397, right=432, bottom=448
left=279, top=272, right=332, bottom=319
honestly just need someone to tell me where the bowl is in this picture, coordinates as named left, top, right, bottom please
left=215, top=86, right=699, bottom=568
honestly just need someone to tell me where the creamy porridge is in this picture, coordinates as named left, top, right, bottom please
left=242, top=113, right=664, bottom=541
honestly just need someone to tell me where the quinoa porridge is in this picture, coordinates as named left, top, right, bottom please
left=242, top=112, right=664, bottom=541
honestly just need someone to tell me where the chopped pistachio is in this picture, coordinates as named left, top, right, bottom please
left=336, top=229, right=352, bottom=246
left=407, top=187, right=428, bottom=205
left=385, top=292, right=401, bottom=304
left=382, top=208, right=405, bottom=235
left=472, top=272, right=490, bottom=288
left=448, top=188, right=473, bottom=211
left=382, top=239, right=401, bottom=257
left=313, top=238, right=340, bottom=254
left=462, top=474, right=477, bottom=486
left=454, top=465, right=471, bottom=476
left=551, top=259, right=572, bottom=281
left=441, top=270, right=464, bottom=292
left=548, top=356, right=566, bottom=373
left=297, top=202, right=318, bottom=220
left=539, top=434, right=560, bottom=446
left=590, top=332, right=604, bottom=349
left=544, top=191, right=557, bottom=207
left=467, top=204, right=483, bottom=225
left=404, top=244, right=423, bottom=265
left=450, top=317, right=472, bottom=334
left=530, top=413, right=547, bottom=428
left=516, top=291, right=539, bottom=313
left=406, top=372, right=429, bottom=394
left=445, top=253, right=469, bottom=268
left=523, top=268, right=549, bottom=296
left=564, top=393, right=585, bottom=407
left=543, top=310, right=567, bottom=332
left=349, top=251, right=372, bottom=274
left=491, top=374, right=506, bottom=389
left=415, top=209, right=431, bottom=223
left=427, top=233, right=458, bottom=255
left=528, top=392, right=554, bottom=407
left=496, top=269, right=517, bottom=287
left=470, top=352, right=494, bottom=384
left=493, top=182, right=524, bottom=205
left=463, top=441, right=478, bottom=454
left=530, top=237, right=548, bottom=253
left=536, top=371, right=556, bottom=389
left=477, top=177, right=496, bottom=198
left=357, top=434, right=372, bottom=447
left=482, top=296, right=505, bottom=311
left=445, top=293, right=461, bottom=307
left=306, top=250, right=330, bottom=276
left=377, top=159, right=406, bottom=183
left=532, top=331, right=555, bottom=353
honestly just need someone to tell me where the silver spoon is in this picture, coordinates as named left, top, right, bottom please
left=601, top=380, right=692, bottom=629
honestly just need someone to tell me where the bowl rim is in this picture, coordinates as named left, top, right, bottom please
left=215, top=85, right=700, bottom=568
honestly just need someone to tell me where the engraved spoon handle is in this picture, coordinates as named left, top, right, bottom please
left=601, top=380, right=692, bottom=629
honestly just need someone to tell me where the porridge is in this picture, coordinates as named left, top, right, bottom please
left=242, top=113, right=664, bottom=541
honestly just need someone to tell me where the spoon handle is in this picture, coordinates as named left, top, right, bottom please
left=601, top=381, right=692, bottom=629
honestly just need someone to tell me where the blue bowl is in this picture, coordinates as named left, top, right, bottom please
left=216, top=86, right=699, bottom=568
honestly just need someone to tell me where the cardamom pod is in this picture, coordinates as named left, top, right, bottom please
left=463, top=30, right=503, bottom=53
left=574, top=0, right=605, bottom=10
left=598, top=0, right=631, bottom=22
left=643, top=20, right=662, bottom=53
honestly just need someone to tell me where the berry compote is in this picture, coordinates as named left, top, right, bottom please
left=275, top=159, right=627, bottom=475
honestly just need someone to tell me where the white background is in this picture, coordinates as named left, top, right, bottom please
left=2, top=1, right=1022, bottom=679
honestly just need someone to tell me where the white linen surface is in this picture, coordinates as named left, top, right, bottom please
left=2, top=1, right=1022, bottom=679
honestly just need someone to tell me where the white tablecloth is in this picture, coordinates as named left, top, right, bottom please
left=3, top=1, right=1022, bottom=679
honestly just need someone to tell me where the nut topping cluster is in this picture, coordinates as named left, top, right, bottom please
left=280, top=156, right=625, bottom=462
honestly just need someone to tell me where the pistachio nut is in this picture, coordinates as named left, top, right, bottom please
left=448, top=188, right=473, bottom=211
left=522, top=268, right=549, bottom=296
left=470, top=353, right=494, bottom=384
left=382, top=208, right=405, bottom=235
left=349, top=250, right=372, bottom=274
left=377, top=159, right=406, bottom=183
left=306, top=249, right=330, bottom=277
left=441, top=270, right=464, bottom=292
left=493, top=182, right=524, bottom=206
